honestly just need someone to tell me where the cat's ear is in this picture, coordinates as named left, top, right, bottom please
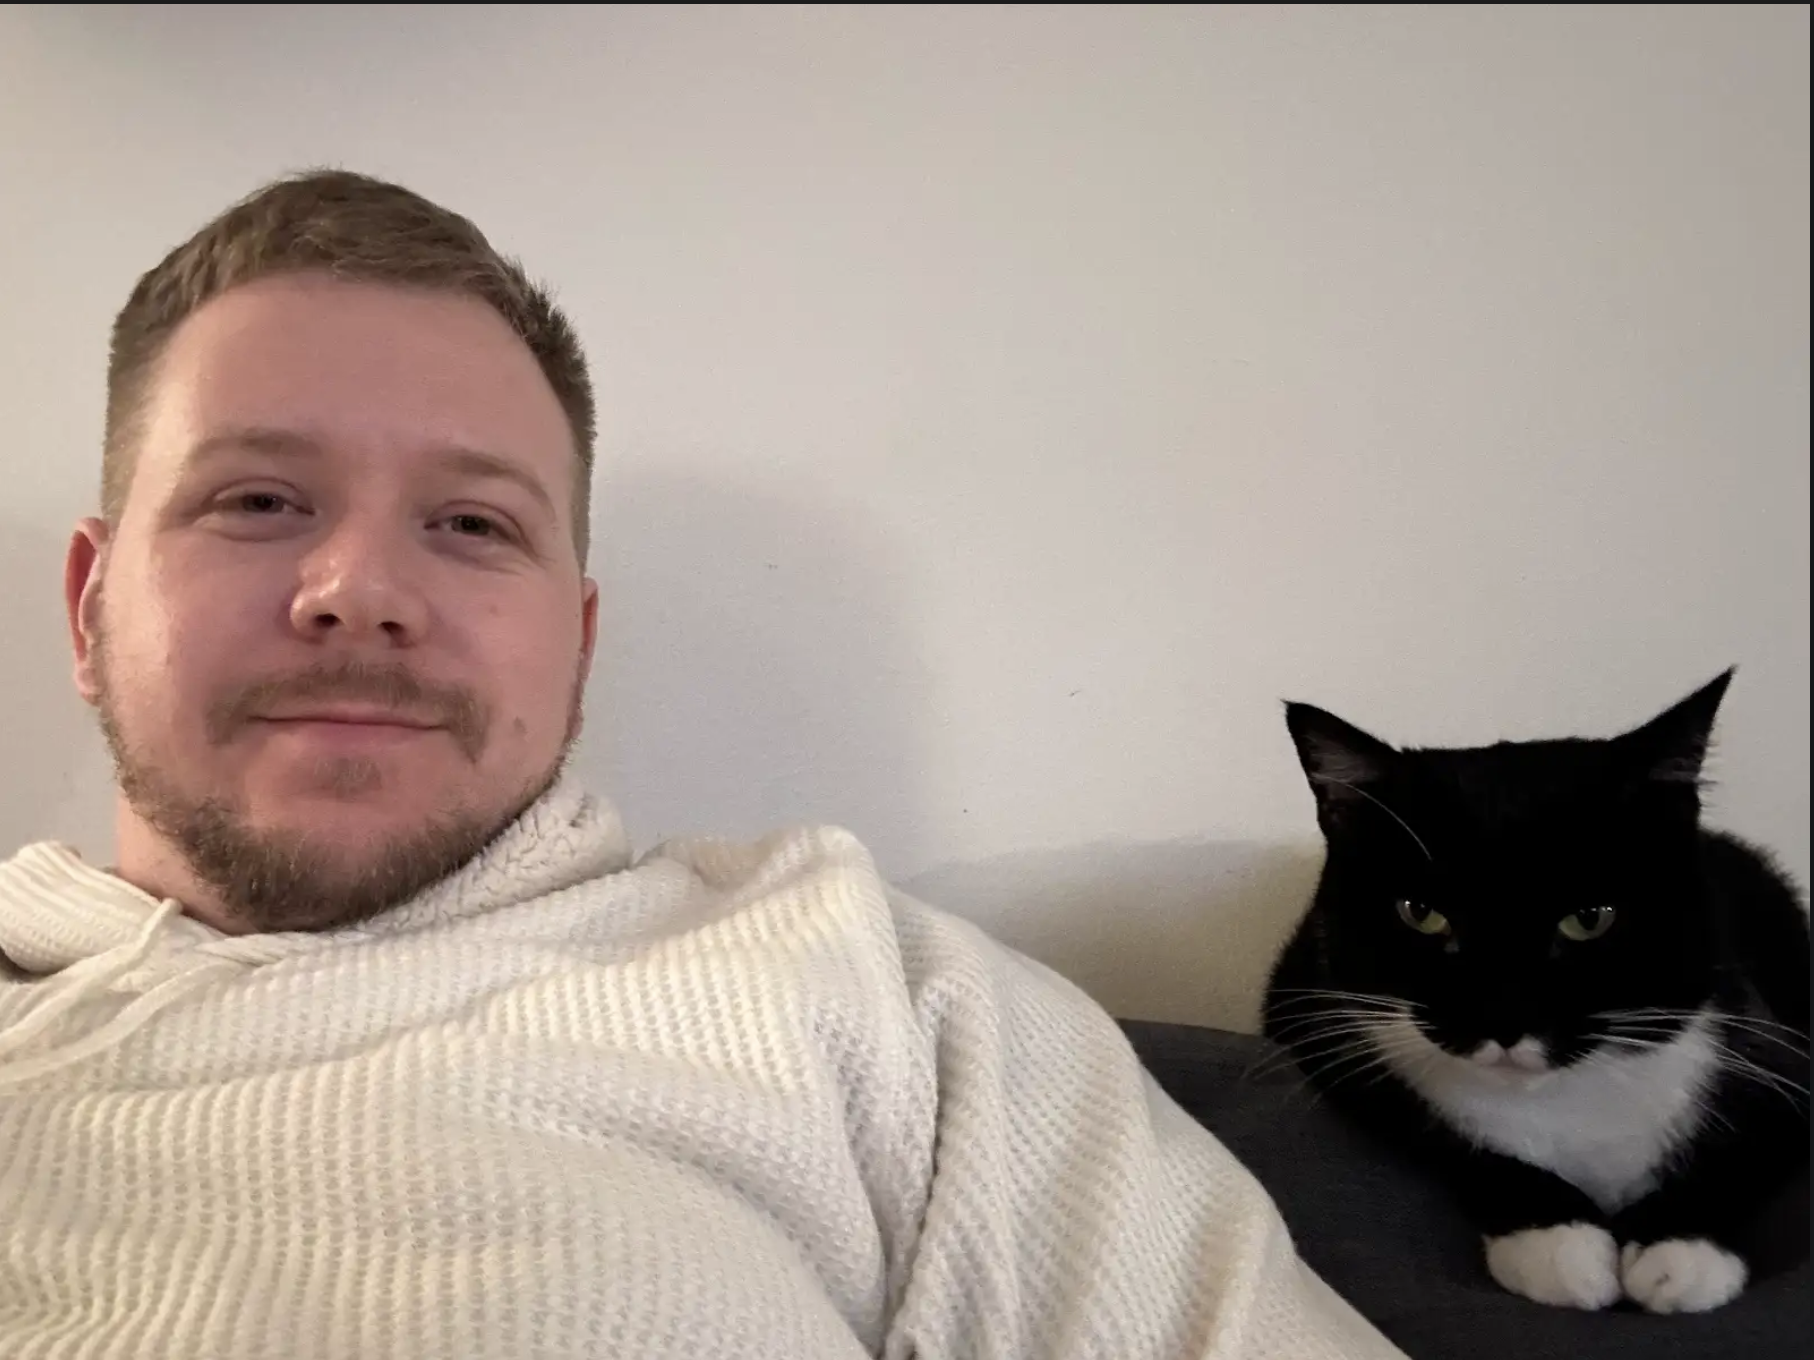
left=1618, top=668, right=1735, bottom=787
left=1284, top=702, right=1398, bottom=806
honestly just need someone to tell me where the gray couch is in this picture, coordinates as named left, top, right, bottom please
left=1120, top=1020, right=1810, bottom=1359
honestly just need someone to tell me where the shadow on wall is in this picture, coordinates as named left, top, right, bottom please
left=574, top=465, right=1321, bottom=1031
left=577, top=464, right=939, bottom=877
left=0, top=516, right=100, bottom=853
left=903, top=837, right=1323, bottom=1033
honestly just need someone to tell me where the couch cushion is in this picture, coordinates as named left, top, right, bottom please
left=1120, top=1019, right=1810, bottom=1360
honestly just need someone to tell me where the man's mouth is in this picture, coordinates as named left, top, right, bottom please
left=251, top=706, right=446, bottom=747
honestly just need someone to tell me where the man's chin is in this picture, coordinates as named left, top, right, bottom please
left=219, top=827, right=495, bottom=933
left=107, top=721, right=568, bottom=931
left=244, top=800, right=459, bottom=843
left=156, top=796, right=506, bottom=934
left=259, top=749, right=448, bottom=803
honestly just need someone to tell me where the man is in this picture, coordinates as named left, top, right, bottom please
left=0, top=171, right=1402, bottom=1359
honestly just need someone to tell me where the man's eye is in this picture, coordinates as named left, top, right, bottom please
left=441, top=513, right=512, bottom=541
left=230, top=491, right=293, bottom=515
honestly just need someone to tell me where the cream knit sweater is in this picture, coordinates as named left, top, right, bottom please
left=0, top=785, right=1402, bottom=1360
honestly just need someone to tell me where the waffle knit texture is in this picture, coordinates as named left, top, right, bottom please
left=0, top=784, right=1402, bottom=1360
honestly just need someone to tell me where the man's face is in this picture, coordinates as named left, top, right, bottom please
left=68, top=274, right=597, bottom=932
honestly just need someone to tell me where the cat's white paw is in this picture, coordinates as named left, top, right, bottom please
left=1620, top=1239, right=1748, bottom=1314
left=1484, top=1223, right=1622, bottom=1310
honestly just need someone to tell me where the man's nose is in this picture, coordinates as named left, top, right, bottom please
left=288, top=521, right=430, bottom=645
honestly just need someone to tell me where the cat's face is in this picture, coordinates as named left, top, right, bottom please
left=1285, top=672, right=1733, bottom=1075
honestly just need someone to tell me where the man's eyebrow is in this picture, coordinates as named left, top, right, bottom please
left=435, top=447, right=558, bottom=520
left=184, top=427, right=323, bottom=465
left=183, top=428, right=558, bottom=519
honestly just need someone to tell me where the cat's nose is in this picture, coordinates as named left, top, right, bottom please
left=1473, top=1035, right=1551, bottom=1072
left=1511, top=1036, right=1550, bottom=1069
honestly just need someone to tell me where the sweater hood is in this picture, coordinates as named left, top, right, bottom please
left=0, top=780, right=630, bottom=1086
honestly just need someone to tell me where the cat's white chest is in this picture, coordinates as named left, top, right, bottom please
left=1379, top=1014, right=1719, bottom=1212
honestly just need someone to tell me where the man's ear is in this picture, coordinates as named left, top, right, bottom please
left=578, top=577, right=600, bottom=676
left=66, top=518, right=110, bottom=706
left=571, top=576, right=600, bottom=738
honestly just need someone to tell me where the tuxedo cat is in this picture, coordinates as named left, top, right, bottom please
left=1264, top=670, right=1809, bottom=1314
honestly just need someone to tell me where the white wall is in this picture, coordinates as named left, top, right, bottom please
left=2, top=4, right=1807, bottom=1029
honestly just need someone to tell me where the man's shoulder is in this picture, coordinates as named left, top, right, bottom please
left=632, top=820, right=884, bottom=893
left=621, top=820, right=1006, bottom=973
left=599, top=813, right=1091, bottom=1016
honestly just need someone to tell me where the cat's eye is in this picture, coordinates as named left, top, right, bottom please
left=1395, top=898, right=1452, bottom=937
left=1558, top=905, right=1617, bottom=942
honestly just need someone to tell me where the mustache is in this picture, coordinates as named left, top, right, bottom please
left=207, top=662, right=490, bottom=762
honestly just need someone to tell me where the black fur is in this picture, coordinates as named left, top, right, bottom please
left=1264, top=670, right=1809, bottom=1293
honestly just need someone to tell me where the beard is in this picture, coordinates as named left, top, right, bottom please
left=91, top=621, right=581, bottom=934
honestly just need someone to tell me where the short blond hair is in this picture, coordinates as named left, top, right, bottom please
left=104, top=168, right=596, bottom=558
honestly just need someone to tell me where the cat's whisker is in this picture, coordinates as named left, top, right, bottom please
left=1263, top=1014, right=1404, bottom=1044
left=1250, top=1066, right=1325, bottom=1108
left=1706, top=1044, right=1810, bottom=1106
left=1313, top=1029, right=1451, bottom=1102
left=1265, top=1001, right=1401, bottom=1030
left=1601, top=1005, right=1804, bottom=1028
left=1711, top=1022, right=1809, bottom=1058
left=1610, top=1029, right=1806, bottom=1088
left=1277, top=1027, right=1395, bottom=1055
left=1306, top=1048, right=1388, bottom=1086
left=1264, top=1015, right=1400, bottom=1043
left=1373, top=1038, right=1446, bottom=1079
left=1389, top=1045, right=1449, bottom=1088
left=1602, top=1023, right=1811, bottom=1108
left=1244, top=1047, right=1323, bottom=1083
left=1269, top=993, right=1393, bottom=1015
left=1266, top=1003, right=1403, bottom=1023
left=1316, top=1042, right=1426, bottom=1094
left=1594, top=1035, right=1661, bottom=1053
left=1597, top=1008, right=1810, bottom=1053
left=1245, top=1040, right=1340, bottom=1082
left=1279, top=1035, right=1385, bottom=1066
left=1610, top=1032, right=1809, bottom=1104
left=1246, top=1029, right=1390, bottom=1081
left=1597, top=1025, right=1689, bottom=1048
left=1262, top=1031, right=1398, bottom=1059
left=1261, top=1014, right=1403, bottom=1046
left=1320, top=1028, right=1436, bottom=1089
left=1257, top=1039, right=1394, bottom=1109
left=1601, top=1006, right=1805, bottom=1035
left=1680, top=1089, right=1739, bottom=1138
left=1250, top=1015, right=1431, bottom=1093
